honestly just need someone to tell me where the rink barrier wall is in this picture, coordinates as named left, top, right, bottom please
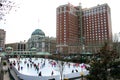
left=12, top=66, right=60, bottom=80
left=11, top=64, right=88, bottom=80
left=8, top=68, right=15, bottom=80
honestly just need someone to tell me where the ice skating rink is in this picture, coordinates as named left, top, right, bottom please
left=9, top=58, right=89, bottom=77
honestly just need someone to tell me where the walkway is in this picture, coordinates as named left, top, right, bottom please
left=0, top=63, right=3, bottom=80
left=3, top=60, right=19, bottom=80
left=3, top=71, right=10, bottom=80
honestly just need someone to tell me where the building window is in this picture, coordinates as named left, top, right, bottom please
left=64, top=6, right=66, bottom=11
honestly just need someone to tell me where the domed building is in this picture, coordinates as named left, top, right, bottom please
left=31, top=29, right=45, bottom=37
left=27, top=29, right=56, bottom=53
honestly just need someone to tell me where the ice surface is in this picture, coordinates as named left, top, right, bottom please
left=9, top=58, right=89, bottom=77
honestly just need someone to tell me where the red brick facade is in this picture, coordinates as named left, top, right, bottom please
left=56, top=3, right=112, bottom=54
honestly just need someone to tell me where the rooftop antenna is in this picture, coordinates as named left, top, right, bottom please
left=37, top=17, right=40, bottom=29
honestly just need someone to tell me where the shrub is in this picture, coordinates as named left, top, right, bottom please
left=2, top=61, right=7, bottom=66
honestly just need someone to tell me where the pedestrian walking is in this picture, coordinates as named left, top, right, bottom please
left=38, top=71, right=42, bottom=76
left=51, top=71, right=54, bottom=75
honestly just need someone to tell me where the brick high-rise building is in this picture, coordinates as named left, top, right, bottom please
left=82, top=4, right=112, bottom=53
left=56, top=3, right=80, bottom=54
left=56, top=3, right=112, bottom=54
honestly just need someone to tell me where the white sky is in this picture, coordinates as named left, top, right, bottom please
left=0, top=0, right=119, bottom=43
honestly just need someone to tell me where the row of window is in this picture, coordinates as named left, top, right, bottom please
left=83, top=5, right=107, bottom=14
left=84, top=14, right=106, bottom=20
left=84, top=21, right=107, bottom=25
left=86, top=28, right=107, bottom=33
left=86, top=30, right=108, bottom=34
left=86, top=36, right=108, bottom=39
left=85, top=24, right=107, bottom=29
left=86, top=33, right=108, bottom=37
left=30, top=38, right=44, bottom=41
left=57, top=16, right=107, bottom=25
left=83, top=10, right=106, bottom=16
left=57, top=4, right=108, bottom=15
left=86, top=37, right=108, bottom=41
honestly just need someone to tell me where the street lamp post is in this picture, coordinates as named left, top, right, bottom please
left=80, top=71, right=84, bottom=80
left=80, top=37, right=85, bottom=80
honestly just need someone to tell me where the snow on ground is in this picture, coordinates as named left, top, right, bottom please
left=9, top=58, right=89, bottom=77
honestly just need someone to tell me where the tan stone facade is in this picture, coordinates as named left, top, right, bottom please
left=0, top=29, right=6, bottom=51
left=5, top=41, right=26, bottom=51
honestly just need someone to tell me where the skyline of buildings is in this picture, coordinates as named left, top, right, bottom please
left=0, top=0, right=120, bottom=44
left=56, top=3, right=112, bottom=54
left=0, top=1, right=120, bottom=80
left=5, top=29, right=56, bottom=53
left=0, top=2, right=118, bottom=54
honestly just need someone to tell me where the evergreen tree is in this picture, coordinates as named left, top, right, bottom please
left=86, top=42, right=117, bottom=80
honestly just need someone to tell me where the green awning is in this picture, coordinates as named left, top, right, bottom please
left=86, top=52, right=92, bottom=54
left=0, top=52, right=7, bottom=56
left=36, top=52, right=51, bottom=55
left=31, top=47, right=36, bottom=51
left=6, top=46, right=13, bottom=50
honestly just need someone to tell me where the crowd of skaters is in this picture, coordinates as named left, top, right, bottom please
left=9, top=58, right=89, bottom=77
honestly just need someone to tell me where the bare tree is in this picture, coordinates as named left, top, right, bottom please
left=113, top=33, right=119, bottom=42
left=57, top=61, right=66, bottom=80
left=0, top=0, right=18, bottom=22
left=113, top=33, right=120, bottom=58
